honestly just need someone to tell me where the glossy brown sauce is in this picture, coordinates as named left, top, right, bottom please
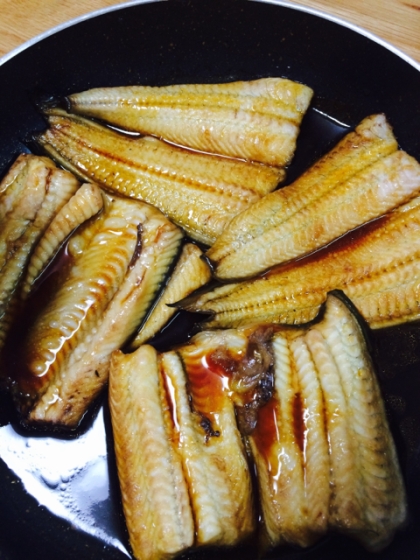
left=265, top=213, right=391, bottom=279
left=252, top=395, right=279, bottom=463
left=182, top=349, right=234, bottom=418
left=2, top=245, right=76, bottom=398
left=292, top=392, right=306, bottom=453
left=252, top=392, right=307, bottom=469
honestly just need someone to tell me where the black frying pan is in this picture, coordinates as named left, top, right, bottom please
left=0, top=1, right=420, bottom=559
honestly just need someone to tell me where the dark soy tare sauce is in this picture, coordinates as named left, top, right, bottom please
left=0, top=108, right=420, bottom=560
left=1, top=244, right=77, bottom=403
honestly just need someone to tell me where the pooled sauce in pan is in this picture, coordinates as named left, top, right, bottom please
left=0, top=108, right=419, bottom=559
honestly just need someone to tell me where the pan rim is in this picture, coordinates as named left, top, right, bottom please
left=0, top=0, right=419, bottom=72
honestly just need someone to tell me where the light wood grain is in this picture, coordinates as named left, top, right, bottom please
left=0, top=0, right=419, bottom=63
left=0, top=0, right=121, bottom=58
left=294, top=0, right=420, bottom=63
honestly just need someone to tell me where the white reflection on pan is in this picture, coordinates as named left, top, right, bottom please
left=0, top=407, right=129, bottom=557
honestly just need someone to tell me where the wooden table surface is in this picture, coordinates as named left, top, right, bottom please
left=0, top=0, right=419, bottom=64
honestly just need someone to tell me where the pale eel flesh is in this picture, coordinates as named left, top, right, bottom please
left=247, top=293, right=406, bottom=551
left=109, top=345, right=195, bottom=560
left=109, top=332, right=255, bottom=558
left=206, top=114, right=420, bottom=280
left=182, top=193, right=420, bottom=330
left=20, top=182, right=104, bottom=298
left=181, top=293, right=405, bottom=550
left=8, top=192, right=182, bottom=428
left=0, top=153, right=80, bottom=352
left=36, top=108, right=283, bottom=245
left=67, top=77, right=313, bottom=167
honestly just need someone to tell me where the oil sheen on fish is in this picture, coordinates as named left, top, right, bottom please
left=148, top=293, right=405, bottom=551
left=67, top=78, right=313, bottom=167
left=307, top=294, right=406, bottom=550
left=37, top=108, right=283, bottom=245
left=248, top=293, right=406, bottom=551
left=131, top=243, right=211, bottom=348
left=29, top=197, right=182, bottom=428
left=20, top=183, right=104, bottom=298
left=177, top=324, right=326, bottom=549
left=0, top=154, right=80, bottom=352
left=11, top=193, right=182, bottom=428
left=109, top=346, right=195, bottom=560
left=206, top=114, right=420, bottom=280
left=250, top=330, right=329, bottom=549
left=171, top=333, right=256, bottom=546
left=182, top=193, right=420, bottom=330
left=109, top=334, right=255, bottom=556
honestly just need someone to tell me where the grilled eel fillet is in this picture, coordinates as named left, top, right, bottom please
left=12, top=193, right=183, bottom=428
left=248, top=293, right=406, bottom=551
left=36, top=108, right=283, bottom=246
left=206, top=114, right=420, bottom=280
left=109, top=337, right=255, bottom=559
left=181, top=193, right=420, bottom=330
left=0, top=154, right=80, bottom=353
left=109, top=346, right=195, bottom=560
left=110, top=292, right=406, bottom=556
left=172, top=336, right=255, bottom=546
left=67, top=77, right=314, bottom=167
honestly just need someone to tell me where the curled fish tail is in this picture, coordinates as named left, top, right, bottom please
left=132, top=243, right=211, bottom=348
